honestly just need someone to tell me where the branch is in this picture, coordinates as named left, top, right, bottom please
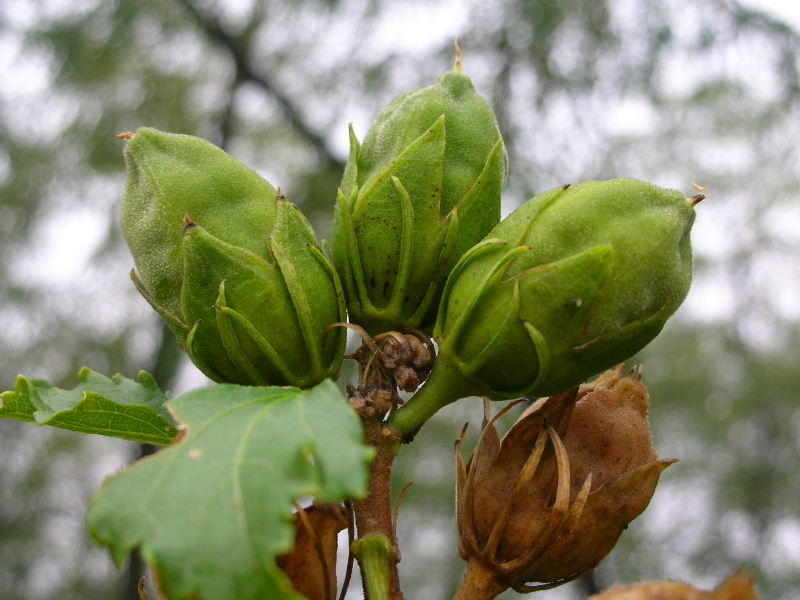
left=178, top=0, right=345, bottom=170
left=351, top=404, right=404, bottom=599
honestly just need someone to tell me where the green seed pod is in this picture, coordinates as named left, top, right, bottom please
left=332, top=69, right=507, bottom=335
left=390, top=178, right=698, bottom=436
left=122, top=128, right=346, bottom=387
left=434, top=178, right=696, bottom=400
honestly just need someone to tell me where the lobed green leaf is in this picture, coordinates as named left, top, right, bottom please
left=0, top=368, right=177, bottom=445
left=87, top=379, right=372, bottom=600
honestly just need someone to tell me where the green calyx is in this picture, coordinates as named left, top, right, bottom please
left=123, top=128, right=346, bottom=387
left=432, top=178, right=696, bottom=400
left=333, top=70, right=507, bottom=335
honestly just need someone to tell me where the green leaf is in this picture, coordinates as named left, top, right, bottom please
left=0, top=368, right=177, bottom=446
left=87, top=379, right=372, bottom=600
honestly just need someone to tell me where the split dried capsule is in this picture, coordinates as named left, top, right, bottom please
left=332, top=69, right=507, bottom=335
left=122, top=128, right=346, bottom=387
left=433, top=178, right=696, bottom=400
left=456, top=367, right=673, bottom=594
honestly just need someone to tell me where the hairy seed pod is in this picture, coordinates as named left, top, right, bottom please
left=332, top=69, right=507, bottom=335
left=431, top=178, right=695, bottom=401
left=122, top=128, right=346, bottom=387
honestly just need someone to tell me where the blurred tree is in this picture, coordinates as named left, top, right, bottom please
left=0, top=0, right=798, bottom=599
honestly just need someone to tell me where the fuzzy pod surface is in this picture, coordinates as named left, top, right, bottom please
left=432, top=178, right=696, bottom=399
left=122, top=128, right=346, bottom=387
left=333, top=70, right=507, bottom=335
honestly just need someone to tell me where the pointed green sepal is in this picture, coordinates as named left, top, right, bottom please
left=446, top=136, right=506, bottom=264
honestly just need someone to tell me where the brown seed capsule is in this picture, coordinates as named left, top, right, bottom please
left=588, top=570, right=759, bottom=600
left=454, top=366, right=674, bottom=597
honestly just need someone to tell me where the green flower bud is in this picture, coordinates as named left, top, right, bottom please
left=333, top=70, right=507, bottom=335
left=435, top=178, right=695, bottom=399
left=122, top=128, right=346, bottom=387
left=389, top=178, right=697, bottom=439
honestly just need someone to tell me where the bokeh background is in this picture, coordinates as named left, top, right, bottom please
left=1, top=0, right=798, bottom=598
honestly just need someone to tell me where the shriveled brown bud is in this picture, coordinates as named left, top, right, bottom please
left=374, top=330, right=435, bottom=392
left=454, top=366, right=674, bottom=598
left=346, top=325, right=435, bottom=395
left=589, top=570, right=759, bottom=600
left=277, top=503, right=348, bottom=600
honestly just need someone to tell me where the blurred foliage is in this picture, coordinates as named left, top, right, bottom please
left=0, top=0, right=798, bottom=599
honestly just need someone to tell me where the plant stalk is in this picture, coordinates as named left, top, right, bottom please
left=452, top=560, right=507, bottom=600
left=351, top=533, right=393, bottom=600
left=388, top=353, right=475, bottom=441
left=352, top=416, right=404, bottom=599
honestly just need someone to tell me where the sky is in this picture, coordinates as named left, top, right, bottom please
left=742, top=0, right=800, bottom=28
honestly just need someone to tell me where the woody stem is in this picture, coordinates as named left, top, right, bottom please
left=351, top=412, right=404, bottom=600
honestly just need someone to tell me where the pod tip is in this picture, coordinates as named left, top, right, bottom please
left=454, top=38, right=463, bottom=73
left=688, top=182, right=706, bottom=206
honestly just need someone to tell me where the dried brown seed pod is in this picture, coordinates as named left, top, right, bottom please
left=277, top=503, right=349, bottom=600
left=589, top=570, right=759, bottom=599
left=454, top=366, right=674, bottom=597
